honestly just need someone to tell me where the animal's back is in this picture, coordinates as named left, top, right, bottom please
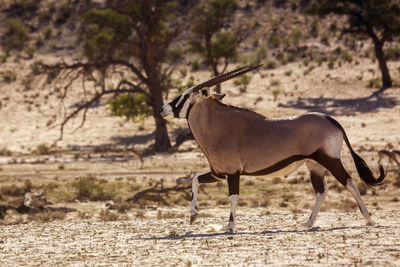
left=191, top=100, right=343, bottom=175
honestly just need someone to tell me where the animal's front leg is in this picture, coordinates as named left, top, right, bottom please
left=190, top=175, right=199, bottom=224
left=223, top=173, right=240, bottom=232
left=190, top=172, right=220, bottom=225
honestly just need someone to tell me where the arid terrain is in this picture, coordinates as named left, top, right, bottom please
left=1, top=0, right=400, bottom=266
left=1, top=57, right=400, bottom=265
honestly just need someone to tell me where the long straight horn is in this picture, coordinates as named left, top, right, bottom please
left=192, top=64, right=262, bottom=92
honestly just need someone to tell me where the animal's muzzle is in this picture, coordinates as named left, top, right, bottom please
left=160, top=104, right=173, bottom=117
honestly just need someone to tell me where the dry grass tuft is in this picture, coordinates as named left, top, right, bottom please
left=157, top=210, right=185, bottom=219
left=78, top=211, right=93, bottom=220
left=0, top=184, right=25, bottom=197
left=30, top=210, right=67, bottom=222
left=99, top=209, right=119, bottom=221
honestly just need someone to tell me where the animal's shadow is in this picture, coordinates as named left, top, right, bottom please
left=140, top=225, right=386, bottom=241
left=279, top=90, right=398, bottom=116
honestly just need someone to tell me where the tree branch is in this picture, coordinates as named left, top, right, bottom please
left=57, top=86, right=147, bottom=143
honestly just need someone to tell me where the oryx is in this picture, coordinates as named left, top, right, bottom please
left=160, top=65, right=386, bottom=231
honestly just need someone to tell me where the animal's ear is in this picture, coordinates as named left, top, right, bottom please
left=212, top=93, right=226, bottom=101
left=201, top=88, right=210, bottom=97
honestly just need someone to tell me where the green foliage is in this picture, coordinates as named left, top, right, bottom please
left=81, top=8, right=131, bottom=62
left=24, top=46, right=36, bottom=58
left=55, top=3, right=72, bottom=25
left=341, top=49, right=353, bottom=63
left=307, top=0, right=400, bottom=37
left=73, top=177, right=116, bottom=201
left=108, top=93, right=152, bottom=122
left=34, top=144, right=52, bottom=155
left=212, top=31, right=239, bottom=61
left=265, top=60, right=277, bottom=69
left=82, top=1, right=179, bottom=63
left=267, top=33, right=280, bottom=49
left=366, top=77, right=381, bottom=88
left=1, top=19, right=29, bottom=54
left=233, top=74, right=252, bottom=92
left=7, top=0, right=39, bottom=20
left=271, top=88, right=282, bottom=101
left=44, top=27, right=52, bottom=40
left=307, top=0, right=400, bottom=87
left=188, top=0, right=238, bottom=75
left=270, top=79, right=281, bottom=87
left=244, top=46, right=268, bottom=65
left=291, top=29, right=303, bottom=47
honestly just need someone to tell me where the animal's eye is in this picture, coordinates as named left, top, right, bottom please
left=201, top=89, right=209, bottom=97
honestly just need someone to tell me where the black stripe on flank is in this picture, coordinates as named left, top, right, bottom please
left=242, top=154, right=310, bottom=176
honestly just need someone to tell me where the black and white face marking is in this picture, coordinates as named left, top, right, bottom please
left=160, top=93, right=191, bottom=118
left=160, top=88, right=209, bottom=119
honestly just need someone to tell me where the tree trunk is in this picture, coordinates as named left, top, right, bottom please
left=151, top=86, right=171, bottom=152
left=374, top=40, right=392, bottom=88
left=153, top=112, right=171, bottom=152
left=212, top=63, right=221, bottom=94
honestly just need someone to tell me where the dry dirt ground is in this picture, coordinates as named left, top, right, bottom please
left=1, top=56, right=400, bottom=265
left=1, top=210, right=400, bottom=266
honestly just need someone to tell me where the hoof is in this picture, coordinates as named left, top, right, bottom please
left=224, top=226, right=233, bottom=233
left=223, top=222, right=235, bottom=232
left=301, top=222, right=313, bottom=229
left=190, top=213, right=198, bottom=225
left=366, top=219, right=376, bottom=226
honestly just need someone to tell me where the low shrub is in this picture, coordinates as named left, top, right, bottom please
left=34, top=144, right=52, bottom=155
left=366, top=77, right=381, bottom=88
left=99, top=209, right=119, bottom=221
left=73, top=176, right=116, bottom=201
left=30, top=210, right=67, bottom=222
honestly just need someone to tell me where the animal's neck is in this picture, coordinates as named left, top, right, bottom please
left=186, top=99, right=216, bottom=151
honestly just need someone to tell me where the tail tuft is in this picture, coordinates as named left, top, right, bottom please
left=351, top=151, right=385, bottom=186
left=325, top=115, right=386, bottom=186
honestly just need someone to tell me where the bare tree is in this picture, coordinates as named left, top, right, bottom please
left=33, top=0, right=186, bottom=151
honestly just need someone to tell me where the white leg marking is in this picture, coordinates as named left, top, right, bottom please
left=302, top=192, right=326, bottom=228
left=346, top=179, right=375, bottom=226
left=303, top=162, right=327, bottom=228
left=190, top=176, right=199, bottom=224
left=223, top=194, right=238, bottom=232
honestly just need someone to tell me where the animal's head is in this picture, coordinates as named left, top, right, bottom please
left=160, top=65, right=262, bottom=118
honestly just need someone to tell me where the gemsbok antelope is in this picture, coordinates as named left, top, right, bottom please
left=378, top=149, right=400, bottom=172
left=160, top=65, right=386, bottom=231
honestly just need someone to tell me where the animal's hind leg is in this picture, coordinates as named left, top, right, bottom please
left=302, top=162, right=327, bottom=228
left=345, top=178, right=375, bottom=225
left=190, top=172, right=220, bottom=225
left=315, top=152, right=375, bottom=226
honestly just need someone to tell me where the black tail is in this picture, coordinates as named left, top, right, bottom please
left=325, top=116, right=386, bottom=186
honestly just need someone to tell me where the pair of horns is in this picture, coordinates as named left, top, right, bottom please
left=175, top=64, right=262, bottom=107
left=192, top=64, right=262, bottom=92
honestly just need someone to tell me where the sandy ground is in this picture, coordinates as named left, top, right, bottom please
left=1, top=53, right=400, bottom=266
left=1, top=209, right=400, bottom=266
